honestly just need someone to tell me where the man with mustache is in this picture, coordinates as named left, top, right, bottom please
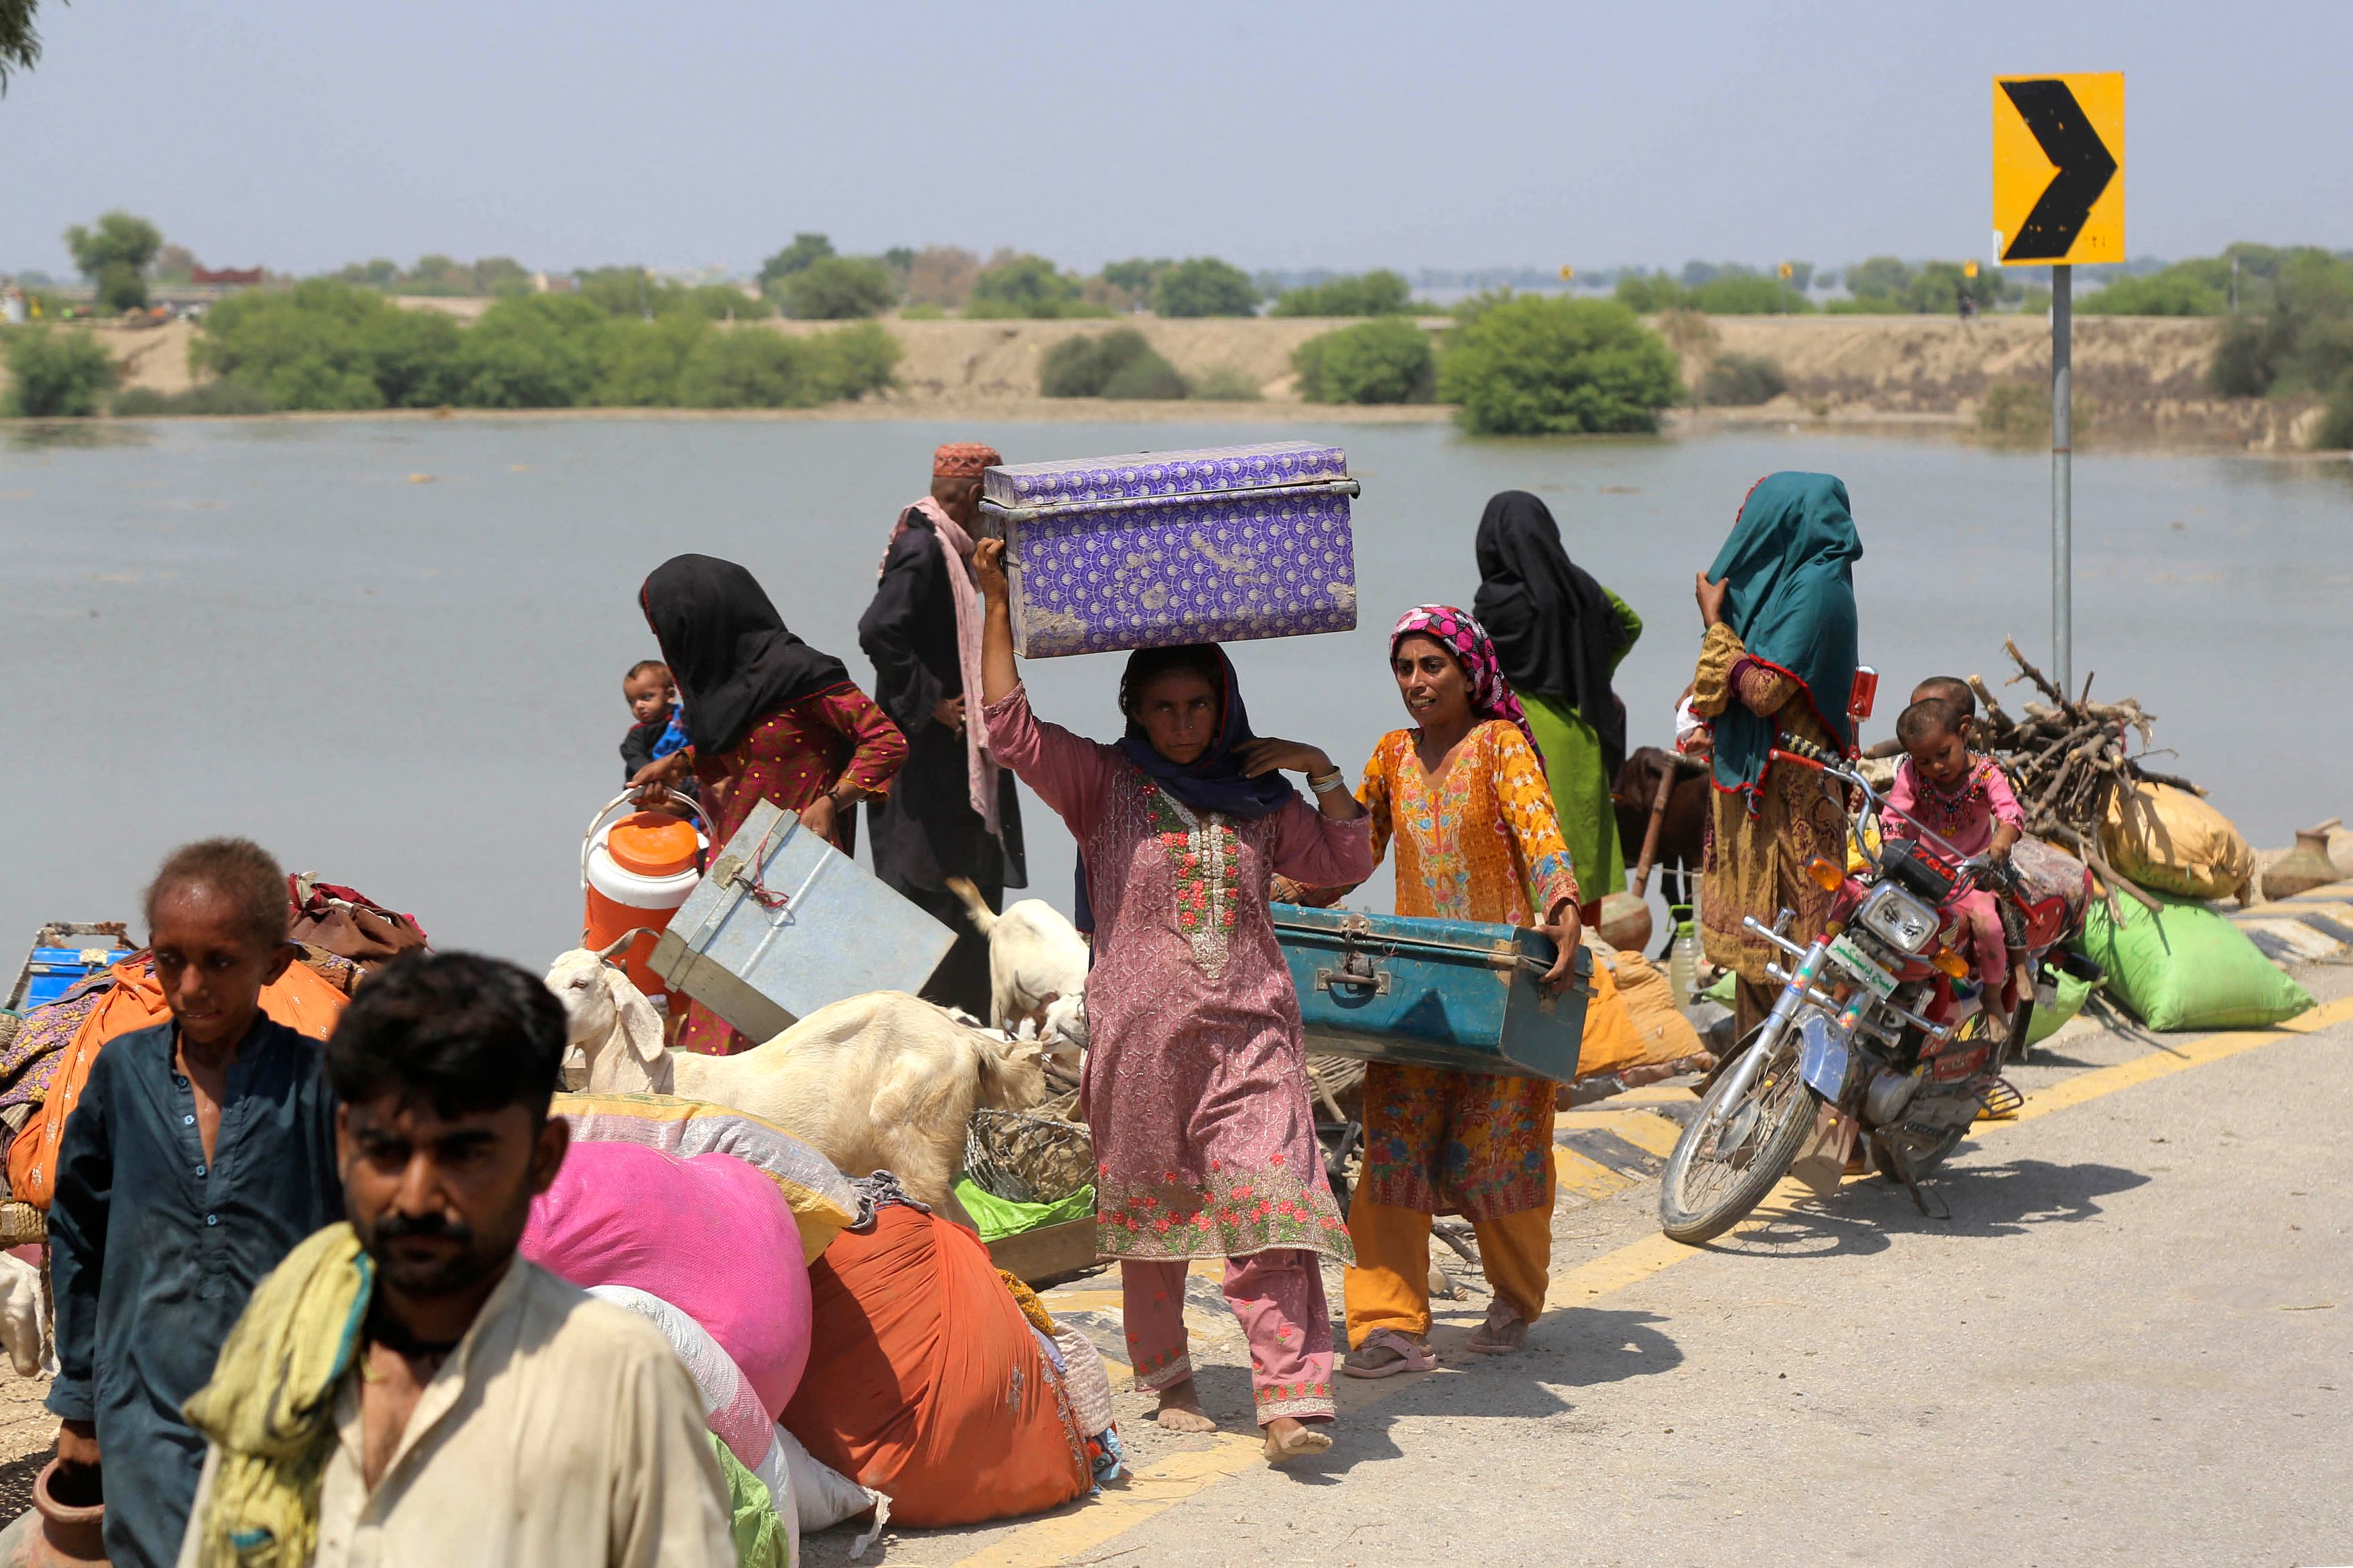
left=176, top=950, right=732, bottom=1567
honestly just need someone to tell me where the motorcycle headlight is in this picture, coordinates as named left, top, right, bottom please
left=1858, top=883, right=1939, bottom=954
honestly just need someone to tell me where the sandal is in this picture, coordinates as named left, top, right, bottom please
left=1342, top=1328, right=1436, bottom=1379
left=1465, top=1300, right=1528, bottom=1356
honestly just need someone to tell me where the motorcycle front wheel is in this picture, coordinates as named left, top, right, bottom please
left=1659, top=1029, right=1822, bottom=1244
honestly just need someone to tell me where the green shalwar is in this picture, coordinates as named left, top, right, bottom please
left=1518, top=588, right=1642, bottom=908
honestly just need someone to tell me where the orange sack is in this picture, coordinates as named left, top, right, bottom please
left=779, top=1202, right=1091, bottom=1529
left=9, top=956, right=347, bottom=1209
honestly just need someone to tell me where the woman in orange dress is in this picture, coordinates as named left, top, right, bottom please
left=637, top=553, right=908, bottom=1054
left=1331, top=605, right=1582, bottom=1375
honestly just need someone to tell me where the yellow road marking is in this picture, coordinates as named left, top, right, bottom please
left=955, top=994, right=2353, bottom=1566
left=949, top=1437, right=1268, bottom=1568
left=1553, top=1145, right=1637, bottom=1201
left=1570, top=1108, right=1684, bottom=1159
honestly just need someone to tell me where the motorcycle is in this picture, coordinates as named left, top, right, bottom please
left=1657, top=740, right=2100, bottom=1243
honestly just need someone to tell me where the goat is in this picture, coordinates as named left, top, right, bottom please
left=545, top=942, right=673, bottom=1096
left=557, top=966, right=1048, bottom=1227
left=943, top=875, right=1090, bottom=1051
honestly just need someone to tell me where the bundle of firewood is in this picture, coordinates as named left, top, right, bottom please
left=1964, top=639, right=2205, bottom=909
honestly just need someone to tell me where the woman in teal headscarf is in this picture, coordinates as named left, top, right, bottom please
left=1687, top=472, right=1863, bottom=1037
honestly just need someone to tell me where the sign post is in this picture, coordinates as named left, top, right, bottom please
left=1994, top=71, right=2123, bottom=698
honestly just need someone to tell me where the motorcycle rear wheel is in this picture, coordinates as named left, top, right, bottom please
left=1659, top=1033, right=1822, bottom=1244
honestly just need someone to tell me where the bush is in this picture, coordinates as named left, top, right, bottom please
left=758, top=234, right=835, bottom=287
left=898, top=302, right=946, bottom=321
left=677, top=331, right=834, bottom=408
left=1189, top=365, right=1263, bottom=401
left=2079, top=270, right=2225, bottom=317
left=1976, top=382, right=2095, bottom=441
left=1, top=327, right=118, bottom=416
left=779, top=256, right=898, bottom=320
left=448, top=294, right=609, bottom=408
left=111, top=381, right=277, bottom=416
left=2316, top=379, right=2353, bottom=450
left=1271, top=270, right=1414, bottom=317
left=1152, top=258, right=1259, bottom=318
left=1038, top=329, right=1183, bottom=398
left=817, top=321, right=901, bottom=400
left=1700, top=352, right=1788, bottom=406
left=1291, top=317, right=1435, bottom=404
left=1100, top=351, right=1189, bottom=400
left=1435, top=296, right=1682, bottom=435
left=592, top=314, right=714, bottom=407
left=192, top=280, right=463, bottom=410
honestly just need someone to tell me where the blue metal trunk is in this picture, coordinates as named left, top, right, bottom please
left=1272, top=905, right=1593, bottom=1081
left=649, top=802, right=957, bottom=1043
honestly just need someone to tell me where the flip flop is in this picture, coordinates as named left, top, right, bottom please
left=1342, top=1328, right=1436, bottom=1379
left=1465, top=1304, right=1528, bottom=1355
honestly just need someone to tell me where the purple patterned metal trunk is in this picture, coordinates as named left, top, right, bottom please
left=979, top=442, right=1358, bottom=659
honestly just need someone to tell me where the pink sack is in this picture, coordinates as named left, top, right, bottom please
left=523, top=1141, right=813, bottom=1415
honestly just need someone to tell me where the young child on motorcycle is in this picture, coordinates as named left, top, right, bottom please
left=1886, top=697, right=2026, bottom=1027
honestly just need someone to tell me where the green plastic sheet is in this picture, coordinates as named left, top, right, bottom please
left=953, top=1178, right=1097, bottom=1243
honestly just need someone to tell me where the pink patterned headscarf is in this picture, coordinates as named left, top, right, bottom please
left=1389, top=603, right=1543, bottom=764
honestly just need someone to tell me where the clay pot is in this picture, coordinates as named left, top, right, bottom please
left=0, top=1460, right=107, bottom=1567
left=1596, top=891, right=1653, bottom=953
left=2261, top=818, right=2343, bottom=901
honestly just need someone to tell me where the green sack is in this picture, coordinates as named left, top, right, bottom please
left=953, top=1177, right=1096, bottom=1243
left=2025, top=966, right=2093, bottom=1047
left=2073, top=890, right=2313, bottom=1032
left=708, top=1433, right=791, bottom=1568
left=1700, top=970, right=1736, bottom=1007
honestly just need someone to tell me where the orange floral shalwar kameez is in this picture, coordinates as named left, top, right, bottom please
left=1344, top=720, right=1580, bottom=1346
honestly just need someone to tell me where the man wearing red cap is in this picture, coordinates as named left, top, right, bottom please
left=859, top=442, right=1026, bottom=1013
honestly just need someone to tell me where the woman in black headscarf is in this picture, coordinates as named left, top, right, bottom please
left=637, top=553, right=908, bottom=1053
left=1471, top=491, right=1643, bottom=923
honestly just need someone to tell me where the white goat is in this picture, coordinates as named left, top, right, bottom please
left=557, top=967, right=1048, bottom=1226
left=0, top=1252, right=50, bottom=1379
left=944, top=876, right=1090, bottom=1051
left=544, top=945, right=673, bottom=1096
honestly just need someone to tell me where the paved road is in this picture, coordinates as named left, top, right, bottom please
left=817, top=964, right=2353, bottom=1568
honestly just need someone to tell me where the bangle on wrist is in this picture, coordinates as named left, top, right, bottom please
left=1308, top=768, right=1347, bottom=795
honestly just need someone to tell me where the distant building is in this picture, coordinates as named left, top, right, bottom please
left=189, top=265, right=264, bottom=287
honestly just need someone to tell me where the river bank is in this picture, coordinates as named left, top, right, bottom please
left=5, top=311, right=2330, bottom=453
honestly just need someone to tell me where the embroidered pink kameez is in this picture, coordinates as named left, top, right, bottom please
left=985, top=683, right=1373, bottom=1423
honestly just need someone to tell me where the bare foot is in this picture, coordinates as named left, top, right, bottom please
left=1263, top=1417, right=1333, bottom=1466
left=1153, top=1378, right=1218, bottom=1433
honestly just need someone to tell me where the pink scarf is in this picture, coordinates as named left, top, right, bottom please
left=890, top=497, right=1001, bottom=833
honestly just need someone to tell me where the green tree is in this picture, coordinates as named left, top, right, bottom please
left=471, top=256, right=534, bottom=297
left=758, top=234, right=835, bottom=288
left=1291, top=317, right=1435, bottom=403
left=1686, top=273, right=1811, bottom=314
left=1271, top=270, right=1414, bottom=318
left=1843, top=255, right=1915, bottom=302
left=1097, top=258, right=1173, bottom=307
left=1613, top=272, right=1686, bottom=313
left=64, top=211, right=163, bottom=313
left=588, top=313, right=712, bottom=406
left=1436, top=296, right=1682, bottom=436
left=1152, top=257, right=1259, bottom=318
left=448, top=294, right=608, bottom=407
left=969, top=252, right=1084, bottom=318
left=779, top=256, right=898, bottom=319
left=815, top=321, right=900, bottom=400
left=1, top=326, right=116, bottom=416
left=676, top=331, right=836, bottom=408
left=1, top=0, right=51, bottom=92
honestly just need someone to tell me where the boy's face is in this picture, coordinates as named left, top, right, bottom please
left=150, top=885, right=295, bottom=1051
left=624, top=673, right=673, bottom=726
left=1904, top=724, right=1972, bottom=789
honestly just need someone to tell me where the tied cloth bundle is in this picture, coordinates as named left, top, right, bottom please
left=181, top=1225, right=375, bottom=1568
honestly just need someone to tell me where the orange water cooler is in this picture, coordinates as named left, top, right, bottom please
left=581, top=793, right=707, bottom=1000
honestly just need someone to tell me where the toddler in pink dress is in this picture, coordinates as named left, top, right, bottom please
left=1885, top=695, right=2024, bottom=1000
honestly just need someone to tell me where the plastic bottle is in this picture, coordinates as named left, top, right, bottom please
left=1668, top=905, right=1699, bottom=1010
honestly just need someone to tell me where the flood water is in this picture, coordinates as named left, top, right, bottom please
left=5, top=415, right=2348, bottom=966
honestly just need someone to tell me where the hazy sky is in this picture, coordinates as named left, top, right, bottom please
left=7, top=1, right=2348, bottom=280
